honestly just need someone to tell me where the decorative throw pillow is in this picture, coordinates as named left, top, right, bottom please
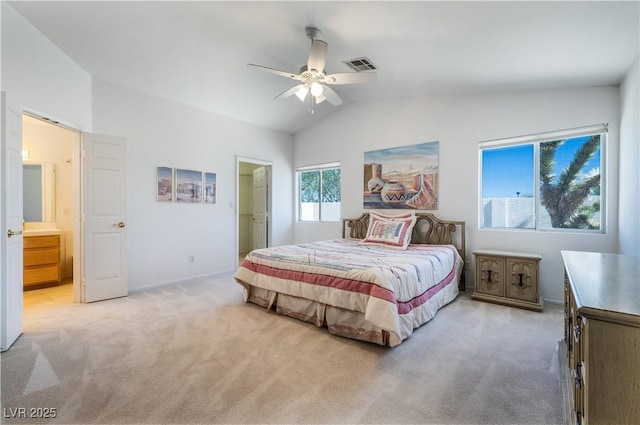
left=360, top=211, right=417, bottom=250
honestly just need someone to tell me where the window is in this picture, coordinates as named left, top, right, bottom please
left=297, top=163, right=341, bottom=222
left=480, top=124, right=606, bottom=231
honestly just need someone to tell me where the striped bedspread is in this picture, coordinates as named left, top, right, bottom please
left=234, top=239, right=463, bottom=346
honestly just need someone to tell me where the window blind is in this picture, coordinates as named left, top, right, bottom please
left=479, top=123, right=608, bottom=149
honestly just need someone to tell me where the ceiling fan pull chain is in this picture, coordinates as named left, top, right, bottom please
left=307, top=92, right=314, bottom=114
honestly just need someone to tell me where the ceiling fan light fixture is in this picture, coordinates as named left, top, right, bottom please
left=310, top=81, right=324, bottom=97
left=249, top=26, right=376, bottom=111
left=295, top=86, right=309, bottom=101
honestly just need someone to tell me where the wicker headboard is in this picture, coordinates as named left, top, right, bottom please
left=342, top=212, right=466, bottom=288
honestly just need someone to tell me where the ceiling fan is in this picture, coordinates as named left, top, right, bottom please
left=248, top=26, right=377, bottom=112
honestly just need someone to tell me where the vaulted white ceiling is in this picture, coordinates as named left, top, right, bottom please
left=9, top=1, right=640, bottom=134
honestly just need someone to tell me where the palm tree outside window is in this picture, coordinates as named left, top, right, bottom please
left=479, top=125, right=606, bottom=232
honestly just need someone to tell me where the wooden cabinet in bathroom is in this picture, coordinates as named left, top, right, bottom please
left=23, top=234, right=61, bottom=288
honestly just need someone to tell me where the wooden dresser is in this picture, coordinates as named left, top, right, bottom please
left=472, top=250, right=543, bottom=311
left=23, top=234, right=61, bottom=288
left=562, top=250, right=640, bottom=425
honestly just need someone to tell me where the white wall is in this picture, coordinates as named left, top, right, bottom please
left=91, top=80, right=294, bottom=290
left=294, top=86, right=621, bottom=304
left=3, top=2, right=91, bottom=284
left=618, top=56, right=640, bottom=255
left=2, top=2, right=294, bottom=293
left=1, top=3, right=92, bottom=130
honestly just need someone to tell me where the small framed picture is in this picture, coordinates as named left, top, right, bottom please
left=176, top=169, right=202, bottom=203
left=204, top=172, right=216, bottom=204
left=156, top=167, right=173, bottom=202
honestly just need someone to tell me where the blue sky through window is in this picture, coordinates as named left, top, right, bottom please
left=482, top=145, right=534, bottom=198
left=482, top=136, right=600, bottom=199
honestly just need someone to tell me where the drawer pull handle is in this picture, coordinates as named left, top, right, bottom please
left=518, top=273, right=524, bottom=286
left=7, top=229, right=23, bottom=238
left=574, top=321, right=582, bottom=343
left=486, top=270, right=492, bottom=282
left=114, top=222, right=126, bottom=228
left=567, top=315, right=573, bottom=351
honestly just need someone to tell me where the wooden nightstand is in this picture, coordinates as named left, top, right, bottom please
left=472, top=250, right=543, bottom=311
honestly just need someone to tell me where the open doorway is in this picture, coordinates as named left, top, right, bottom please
left=3, top=105, right=127, bottom=351
left=22, top=114, right=77, bottom=307
left=237, top=158, right=272, bottom=266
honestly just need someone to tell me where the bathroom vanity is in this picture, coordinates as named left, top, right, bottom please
left=23, top=229, right=61, bottom=289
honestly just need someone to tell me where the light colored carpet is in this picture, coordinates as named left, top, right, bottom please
left=1, top=275, right=564, bottom=424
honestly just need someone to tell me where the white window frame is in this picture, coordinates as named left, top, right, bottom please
left=296, top=162, right=341, bottom=222
left=478, top=124, right=607, bottom=233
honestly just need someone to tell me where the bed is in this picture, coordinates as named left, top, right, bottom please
left=234, top=212, right=465, bottom=347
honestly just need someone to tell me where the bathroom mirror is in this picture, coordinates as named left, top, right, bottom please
left=23, top=162, right=56, bottom=222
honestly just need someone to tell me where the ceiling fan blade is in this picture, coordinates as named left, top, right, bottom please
left=321, top=85, right=343, bottom=106
left=275, top=84, right=306, bottom=101
left=247, top=64, right=300, bottom=80
left=314, top=94, right=327, bottom=104
left=307, top=39, right=328, bottom=72
left=325, top=72, right=377, bottom=85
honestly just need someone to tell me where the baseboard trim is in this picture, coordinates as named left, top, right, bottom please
left=128, top=270, right=235, bottom=295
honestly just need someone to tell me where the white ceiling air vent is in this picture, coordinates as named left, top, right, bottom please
left=343, top=57, right=377, bottom=72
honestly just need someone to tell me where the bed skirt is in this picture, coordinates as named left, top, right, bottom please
left=236, top=278, right=459, bottom=347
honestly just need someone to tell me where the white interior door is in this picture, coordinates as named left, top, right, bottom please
left=252, top=166, right=267, bottom=250
left=1, top=92, right=24, bottom=351
left=82, top=133, right=127, bottom=303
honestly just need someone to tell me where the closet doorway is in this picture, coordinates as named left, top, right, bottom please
left=237, top=158, right=272, bottom=266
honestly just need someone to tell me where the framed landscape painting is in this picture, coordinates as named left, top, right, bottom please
left=176, top=169, right=202, bottom=203
left=364, top=141, right=439, bottom=210
left=156, top=167, right=173, bottom=203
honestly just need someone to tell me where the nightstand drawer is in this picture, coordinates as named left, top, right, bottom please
left=475, top=255, right=504, bottom=297
left=506, top=258, right=539, bottom=302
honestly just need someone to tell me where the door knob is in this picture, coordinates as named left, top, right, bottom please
left=114, top=222, right=126, bottom=228
left=7, top=229, right=23, bottom=238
